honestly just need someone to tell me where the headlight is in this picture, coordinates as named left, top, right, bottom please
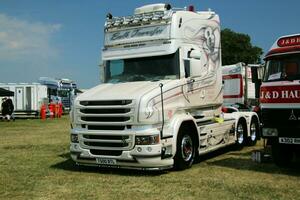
left=135, top=135, right=160, bottom=145
left=262, top=128, right=278, bottom=137
left=71, top=134, right=79, bottom=143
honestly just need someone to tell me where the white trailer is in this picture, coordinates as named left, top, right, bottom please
left=70, top=4, right=260, bottom=170
left=0, top=83, right=47, bottom=117
left=222, top=62, right=263, bottom=109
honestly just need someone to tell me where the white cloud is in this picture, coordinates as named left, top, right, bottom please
left=0, top=13, right=61, bottom=61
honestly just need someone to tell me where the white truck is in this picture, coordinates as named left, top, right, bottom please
left=70, top=4, right=259, bottom=170
left=257, top=34, right=300, bottom=166
left=0, top=83, right=47, bottom=117
left=222, top=62, right=263, bottom=110
left=39, top=77, right=77, bottom=112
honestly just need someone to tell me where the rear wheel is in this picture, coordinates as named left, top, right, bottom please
left=235, top=120, right=247, bottom=149
left=174, top=127, right=196, bottom=170
left=248, top=117, right=259, bottom=146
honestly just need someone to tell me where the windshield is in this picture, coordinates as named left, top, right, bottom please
left=58, top=89, right=70, bottom=97
left=263, top=53, right=300, bottom=82
left=104, top=51, right=180, bottom=83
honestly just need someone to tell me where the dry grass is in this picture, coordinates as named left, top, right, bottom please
left=0, top=117, right=299, bottom=200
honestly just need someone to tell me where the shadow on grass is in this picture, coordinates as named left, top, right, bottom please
left=51, top=153, right=166, bottom=176
left=53, top=147, right=300, bottom=176
left=207, top=157, right=300, bottom=176
left=196, top=146, right=300, bottom=177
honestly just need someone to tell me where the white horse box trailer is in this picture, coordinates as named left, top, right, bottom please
left=0, top=83, right=47, bottom=117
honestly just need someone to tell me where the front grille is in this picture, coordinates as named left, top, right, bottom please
left=81, top=134, right=133, bottom=150
left=87, top=125, right=126, bottom=131
left=83, top=135, right=129, bottom=140
left=78, top=99, right=134, bottom=125
left=77, top=99, right=135, bottom=150
left=80, top=108, right=130, bottom=114
left=80, top=100, right=132, bottom=106
left=62, top=99, right=70, bottom=108
left=84, top=141, right=128, bottom=147
left=262, top=108, right=300, bottom=138
left=81, top=116, right=130, bottom=122
left=261, top=108, right=300, bottom=126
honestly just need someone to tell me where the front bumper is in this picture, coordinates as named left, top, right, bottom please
left=70, top=142, right=173, bottom=170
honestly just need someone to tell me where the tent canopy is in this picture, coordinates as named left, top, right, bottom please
left=0, top=88, right=14, bottom=97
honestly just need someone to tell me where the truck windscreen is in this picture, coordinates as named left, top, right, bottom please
left=263, top=53, right=300, bottom=82
left=104, top=51, right=180, bottom=83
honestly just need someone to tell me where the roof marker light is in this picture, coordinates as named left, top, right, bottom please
left=106, top=13, right=113, bottom=19
left=188, top=5, right=194, bottom=12
left=165, top=4, right=171, bottom=10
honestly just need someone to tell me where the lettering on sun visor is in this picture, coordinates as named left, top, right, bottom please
left=111, top=27, right=164, bottom=40
left=105, top=25, right=170, bottom=45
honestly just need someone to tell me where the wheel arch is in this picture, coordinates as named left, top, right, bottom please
left=169, top=114, right=199, bottom=157
left=179, top=120, right=199, bottom=147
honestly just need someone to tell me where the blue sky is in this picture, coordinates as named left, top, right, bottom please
left=0, top=0, right=299, bottom=88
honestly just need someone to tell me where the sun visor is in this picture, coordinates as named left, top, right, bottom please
left=104, top=24, right=171, bottom=47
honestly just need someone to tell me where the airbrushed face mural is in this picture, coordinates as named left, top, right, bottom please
left=183, top=18, right=221, bottom=76
left=184, top=26, right=220, bottom=61
left=173, top=16, right=222, bottom=106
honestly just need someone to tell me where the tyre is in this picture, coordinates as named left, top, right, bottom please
left=248, top=117, right=259, bottom=146
left=272, top=140, right=293, bottom=167
left=235, top=119, right=247, bottom=149
left=174, top=127, right=196, bottom=170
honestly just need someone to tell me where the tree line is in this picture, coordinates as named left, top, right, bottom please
left=221, top=28, right=263, bottom=65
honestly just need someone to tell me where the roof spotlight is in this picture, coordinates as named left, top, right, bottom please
left=106, top=13, right=113, bottom=19
left=165, top=4, right=171, bottom=10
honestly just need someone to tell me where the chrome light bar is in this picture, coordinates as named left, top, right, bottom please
left=133, top=14, right=143, bottom=23
left=123, top=16, right=134, bottom=25
left=152, top=11, right=164, bottom=20
left=105, top=10, right=172, bottom=29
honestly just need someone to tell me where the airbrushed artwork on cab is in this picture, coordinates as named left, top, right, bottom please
left=143, top=19, right=222, bottom=120
left=180, top=19, right=222, bottom=102
left=183, top=23, right=221, bottom=76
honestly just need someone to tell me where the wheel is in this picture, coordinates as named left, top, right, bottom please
left=174, top=127, right=196, bottom=170
left=235, top=120, right=247, bottom=149
left=248, top=117, right=259, bottom=146
left=272, top=140, right=293, bottom=167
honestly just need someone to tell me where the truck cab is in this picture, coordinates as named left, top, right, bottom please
left=260, top=34, right=300, bottom=166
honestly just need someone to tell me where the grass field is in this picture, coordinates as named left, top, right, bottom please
left=0, top=116, right=299, bottom=200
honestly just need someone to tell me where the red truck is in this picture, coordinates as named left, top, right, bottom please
left=257, top=34, right=300, bottom=166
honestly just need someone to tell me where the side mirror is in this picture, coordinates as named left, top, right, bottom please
left=250, top=66, right=262, bottom=98
left=184, top=60, right=191, bottom=78
left=251, top=67, right=259, bottom=83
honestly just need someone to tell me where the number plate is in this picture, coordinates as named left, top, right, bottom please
left=279, top=137, right=300, bottom=144
left=96, top=158, right=117, bottom=165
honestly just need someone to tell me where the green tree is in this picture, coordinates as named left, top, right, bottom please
left=221, top=28, right=263, bottom=65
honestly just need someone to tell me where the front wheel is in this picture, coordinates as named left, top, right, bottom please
left=174, top=128, right=196, bottom=170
